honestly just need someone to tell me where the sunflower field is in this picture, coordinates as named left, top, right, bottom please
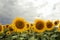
left=0, top=17, right=60, bottom=40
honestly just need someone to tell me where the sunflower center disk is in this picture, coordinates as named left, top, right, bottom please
left=54, top=21, right=59, bottom=25
left=36, top=22, right=44, bottom=30
left=6, top=25, right=9, bottom=28
left=46, top=22, right=53, bottom=28
left=15, top=21, right=24, bottom=29
left=9, top=27, right=13, bottom=31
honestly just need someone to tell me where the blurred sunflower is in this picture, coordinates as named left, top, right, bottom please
left=8, top=25, right=15, bottom=32
left=12, top=17, right=28, bottom=33
left=32, top=19, right=46, bottom=33
left=3, top=24, right=10, bottom=33
left=0, top=24, right=4, bottom=34
left=5, top=24, right=10, bottom=29
left=57, top=23, right=60, bottom=32
left=30, top=23, right=33, bottom=30
left=31, top=23, right=33, bottom=27
left=26, top=22, right=31, bottom=35
left=54, top=20, right=59, bottom=26
left=6, top=31, right=11, bottom=36
left=46, top=20, right=54, bottom=31
left=26, top=22, right=31, bottom=31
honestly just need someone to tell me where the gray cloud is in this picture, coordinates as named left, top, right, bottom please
left=0, top=0, right=60, bottom=24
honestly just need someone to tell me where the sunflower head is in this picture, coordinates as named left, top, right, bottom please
left=0, top=25, right=2, bottom=31
left=54, top=20, right=60, bottom=26
left=8, top=25, right=15, bottom=32
left=30, top=23, right=33, bottom=30
left=9, top=27, right=13, bottom=32
left=31, top=23, right=33, bottom=27
left=5, top=24, right=10, bottom=29
left=12, top=17, right=28, bottom=33
left=0, top=24, right=4, bottom=34
left=57, top=23, right=60, bottom=32
left=26, top=22, right=31, bottom=31
left=6, top=31, right=11, bottom=36
left=32, top=19, right=46, bottom=33
left=46, top=20, right=54, bottom=31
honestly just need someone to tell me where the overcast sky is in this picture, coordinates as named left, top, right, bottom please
left=0, top=0, right=60, bottom=24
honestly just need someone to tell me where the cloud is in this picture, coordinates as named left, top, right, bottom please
left=0, top=0, right=60, bottom=24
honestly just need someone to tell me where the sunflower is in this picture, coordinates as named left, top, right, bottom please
left=54, top=20, right=60, bottom=26
left=57, top=23, right=60, bottom=32
left=26, top=22, right=31, bottom=31
left=6, top=31, right=11, bottom=36
left=31, top=23, right=33, bottom=27
left=12, top=17, right=28, bottom=33
left=25, top=22, right=31, bottom=35
left=46, top=20, right=54, bottom=31
left=30, top=23, right=33, bottom=30
left=32, top=19, right=46, bottom=33
left=0, top=24, right=4, bottom=34
left=8, top=25, right=16, bottom=32
left=5, top=24, right=10, bottom=29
